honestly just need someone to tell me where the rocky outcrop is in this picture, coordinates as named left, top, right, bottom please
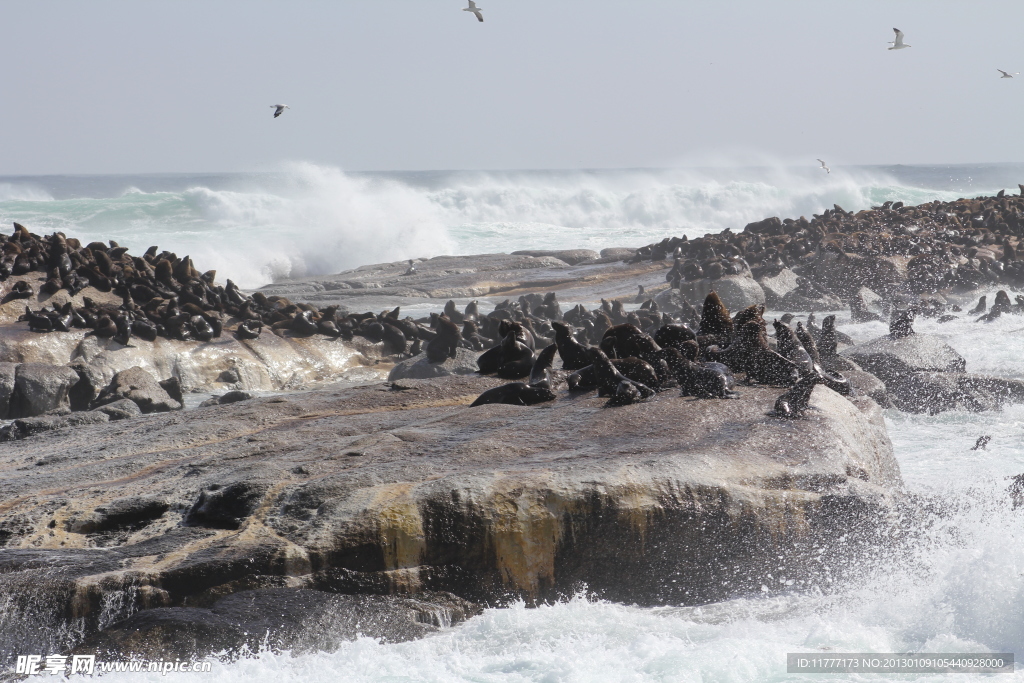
left=842, top=333, right=1024, bottom=413
left=94, top=366, right=181, bottom=413
left=510, top=249, right=600, bottom=265
left=8, top=363, right=81, bottom=418
left=387, top=348, right=482, bottom=381
left=0, top=374, right=900, bottom=659
left=678, top=274, right=765, bottom=312
left=77, top=589, right=480, bottom=661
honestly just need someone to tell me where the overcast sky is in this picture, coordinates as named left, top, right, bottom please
left=2, top=1, right=1023, bottom=174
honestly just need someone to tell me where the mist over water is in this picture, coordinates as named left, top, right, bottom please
left=1, top=162, right=1021, bottom=288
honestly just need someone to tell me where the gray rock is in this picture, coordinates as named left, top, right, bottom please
left=0, top=411, right=110, bottom=442
left=600, top=247, right=637, bottom=260
left=757, top=268, right=800, bottom=307
left=0, top=362, right=16, bottom=419
left=387, top=348, right=482, bottom=381
left=94, top=366, right=182, bottom=413
left=779, top=290, right=845, bottom=312
left=9, top=363, right=82, bottom=418
left=844, top=369, right=891, bottom=408
left=678, top=274, right=766, bottom=312
left=511, top=249, right=599, bottom=265
left=95, top=398, right=143, bottom=421
left=842, top=334, right=967, bottom=380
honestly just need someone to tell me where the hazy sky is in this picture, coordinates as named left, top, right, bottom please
left=3, top=1, right=1023, bottom=174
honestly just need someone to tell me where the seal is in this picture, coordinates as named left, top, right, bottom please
left=588, top=348, right=654, bottom=404
left=551, top=321, right=592, bottom=370
left=495, top=328, right=536, bottom=379
left=772, top=319, right=814, bottom=373
left=771, top=374, right=820, bottom=418
left=427, top=315, right=462, bottom=362
left=794, top=322, right=821, bottom=365
left=697, top=291, right=733, bottom=338
left=469, top=382, right=556, bottom=407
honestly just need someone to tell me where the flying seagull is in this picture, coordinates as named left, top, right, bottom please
left=998, top=69, right=1019, bottom=79
left=817, top=159, right=830, bottom=174
left=463, top=0, right=483, bottom=22
left=270, top=104, right=290, bottom=118
left=888, top=28, right=910, bottom=50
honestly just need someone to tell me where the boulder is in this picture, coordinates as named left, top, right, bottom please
left=600, top=247, right=637, bottom=261
left=678, top=275, right=765, bottom=312
left=94, top=366, right=182, bottom=413
left=842, top=334, right=967, bottom=381
left=757, top=268, right=800, bottom=307
left=9, top=363, right=82, bottom=418
left=779, top=290, right=844, bottom=312
left=95, top=398, right=143, bottom=421
left=510, top=249, right=599, bottom=265
left=387, top=348, right=482, bottom=381
left=845, top=369, right=891, bottom=409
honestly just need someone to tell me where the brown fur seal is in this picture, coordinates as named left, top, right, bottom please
left=771, top=374, right=820, bottom=418
left=427, top=315, right=462, bottom=362
left=551, top=321, right=592, bottom=369
left=698, top=291, right=733, bottom=338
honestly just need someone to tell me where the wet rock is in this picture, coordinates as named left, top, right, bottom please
left=94, top=366, right=182, bottom=414
left=9, top=363, right=82, bottom=418
left=844, top=369, right=891, bottom=408
left=387, top=348, right=481, bottom=381
left=77, top=589, right=481, bottom=661
left=842, top=334, right=967, bottom=379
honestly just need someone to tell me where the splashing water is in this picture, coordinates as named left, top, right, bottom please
left=0, top=162, right=1015, bottom=288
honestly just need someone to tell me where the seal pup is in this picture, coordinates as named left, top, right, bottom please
left=427, top=315, right=462, bottom=362
left=771, top=374, right=821, bottom=418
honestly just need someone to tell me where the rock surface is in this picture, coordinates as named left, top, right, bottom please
left=94, top=366, right=182, bottom=413
left=0, top=374, right=901, bottom=658
left=678, top=275, right=766, bottom=312
left=77, top=588, right=480, bottom=660
left=387, top=348, right=482, bottom=381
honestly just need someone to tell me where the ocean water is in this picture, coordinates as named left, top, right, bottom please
left=7, top=164, right=1024, bottom=680
left=1, top=163, right=1023, bottom=289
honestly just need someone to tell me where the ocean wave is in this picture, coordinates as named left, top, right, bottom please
left=0, top=163, right=1002, bottom=288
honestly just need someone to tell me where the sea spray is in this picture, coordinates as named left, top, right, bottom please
left=0, top=163, right=1010, bottom=289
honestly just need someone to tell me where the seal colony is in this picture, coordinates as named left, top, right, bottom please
left=626, top=187, right=1024, bottom=320
left=459, top=289, right=850, bottom=414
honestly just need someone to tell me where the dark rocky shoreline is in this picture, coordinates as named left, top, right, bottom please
left=4, top=191, right=1024, bottom=664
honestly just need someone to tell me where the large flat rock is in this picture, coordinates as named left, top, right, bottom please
left=257, top=253, right=672, bottom=310
left=0, top=374, right=900, bottom=656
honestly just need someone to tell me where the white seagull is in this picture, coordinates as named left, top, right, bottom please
left=817, top=159, right=830, bottom=174
left=888, top=28, right=910, bottom=50
left=998, top=69, right=1019, bottom=79
left=463, top=0, right=483, bottom=22
left=270, top=104, right=290, bottom=118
